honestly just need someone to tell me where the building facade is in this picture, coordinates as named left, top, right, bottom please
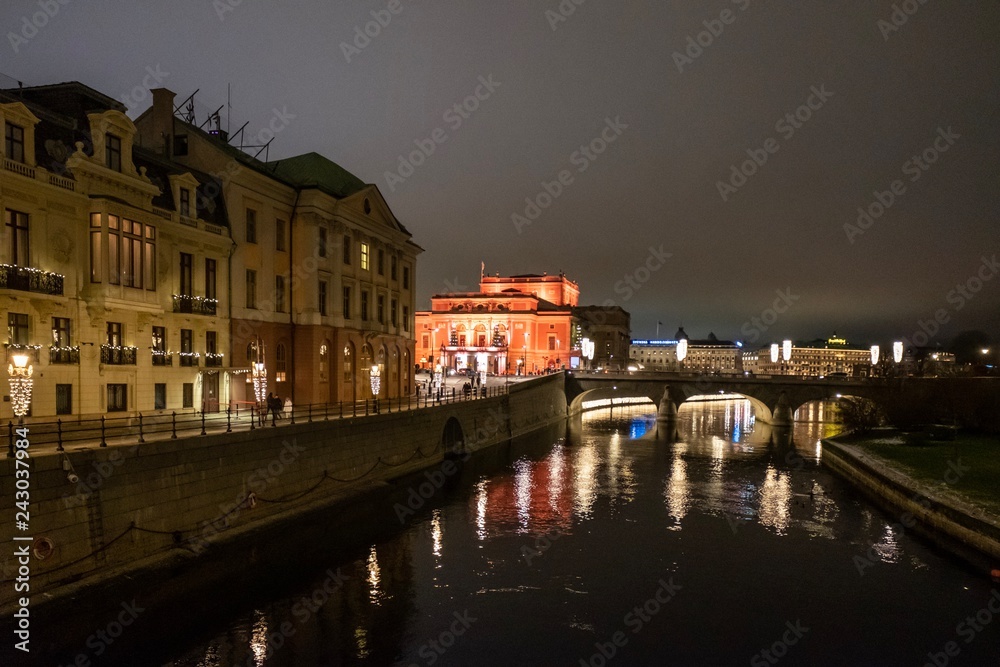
left=0, top=83, right=230, bottom=419
left=572, top=305, right=631, bottom=370
left=0, top=81, right=420, bottom=419
left=415, top=272, right=585, bottom=375
left=629, top=328, right=742, bottom=373
left=135, top=88, right=421, bottom=406
left=742, top=335, right=872, bottom=377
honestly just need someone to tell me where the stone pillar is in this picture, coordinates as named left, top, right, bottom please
left=771, top=391, right=793, bottom=427
left=657, top=385, right=677, bottom=423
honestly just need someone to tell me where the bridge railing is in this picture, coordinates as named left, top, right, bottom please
left=5, top=384, right=510, bottom=456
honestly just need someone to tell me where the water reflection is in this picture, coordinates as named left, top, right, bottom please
left=758, top=466, right=792, bottom=535
left=148, top=398, right=1000, bottom=667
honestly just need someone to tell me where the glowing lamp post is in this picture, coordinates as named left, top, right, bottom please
left=676, top=339, right=688, bottom=371
left=8, top=353, right=33, bottom=423
left=370, top=364, right=381, bottom=412
left=251, top=361, right=267, bottom=406
left=870, top=345, right=880, bottom=366
left=582, top=338, right=595, bottom=370
left=782, top=339, right=792, bottom=375
left=770, top=343, right=779, bottom=364
left=893, top=341, right=903, bottom=364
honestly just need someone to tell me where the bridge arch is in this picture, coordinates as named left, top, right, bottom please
left=441, top=416, right=465, bottom=457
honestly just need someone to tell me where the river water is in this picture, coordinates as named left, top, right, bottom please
left=40, top=399, right=1000, bottom=666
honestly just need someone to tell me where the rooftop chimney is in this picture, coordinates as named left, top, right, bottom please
left=151, top=88, right=175, bottom=157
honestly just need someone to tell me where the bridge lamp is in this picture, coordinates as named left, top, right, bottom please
left=770, top=343, right=779, bottom=364
left=676, top=339, right=688, bottom=363
left=893, top=341, right=903, bottom=364
left=782, top=340, right=792, bottom=362
left=870, top=345, right=879, bottom=366
left=8, top=353, right=33, bottom=423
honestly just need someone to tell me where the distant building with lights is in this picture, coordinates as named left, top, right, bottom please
left=629, top=328, right=741, bottom=373
left=742, top=334, right=872, bottom=377
left=415, top=271, right=629, bottom=374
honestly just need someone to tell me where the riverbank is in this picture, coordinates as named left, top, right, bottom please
left=822, top=433, right=1000, bottom=575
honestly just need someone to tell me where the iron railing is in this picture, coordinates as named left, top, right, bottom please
left=0, top=264, right=64, bottom=296
left=101, top=345, right=137, bottom=365
left=49, top=347, right=80, bottom=364
left=172, top=294, right=218, bottom=316
left=5, top=383, right=512, bottom=454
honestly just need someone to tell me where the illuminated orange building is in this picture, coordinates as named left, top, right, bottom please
left=415, top=272, right=579, bottom=374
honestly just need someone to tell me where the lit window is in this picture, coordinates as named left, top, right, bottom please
left=360, top=242, right=369, bottom=271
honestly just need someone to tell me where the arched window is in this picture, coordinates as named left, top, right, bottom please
left=319, top=341, right=329, bottom=381
left=276, top=344, right=287, bottom=382
left=343, top=344, right=353, bottom=382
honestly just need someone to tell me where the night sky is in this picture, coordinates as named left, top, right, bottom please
left=3, top=0, right=998, bottom=345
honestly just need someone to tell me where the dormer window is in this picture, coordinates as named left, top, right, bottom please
left=179, top=188, right=190, bottom=217
left=105, top=133, right=122, bottom=171
left=5, top=122, right=24, bottom=163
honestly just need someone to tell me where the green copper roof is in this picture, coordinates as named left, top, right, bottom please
left=266, top=152, right=366, bottom=198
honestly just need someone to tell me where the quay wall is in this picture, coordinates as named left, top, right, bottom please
left=0, top=375, right=567, bottom=610
left=822, top=437, right=1000, bottom=571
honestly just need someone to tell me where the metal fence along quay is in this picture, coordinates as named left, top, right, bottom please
left=5, top=384, right=510, bottom=457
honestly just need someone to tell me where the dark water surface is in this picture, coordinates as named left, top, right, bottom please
left=34, top=400, right=1000, bottom=666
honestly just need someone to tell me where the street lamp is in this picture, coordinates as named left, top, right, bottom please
left=893, top=341, right=903, bottom=364
left=369, top=364, right=381, bottom=406
left=870, top=345, right=880, bottom=366
left=782, top=339, right=792, bottom=375
left=676, top=338, right=688, bottom=372
left=8, top=353, right=33, bottom=423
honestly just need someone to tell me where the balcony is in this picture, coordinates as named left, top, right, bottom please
left=49, top=346, right=80, bottom=365
left=0, top=264, right=64, bottom=296
left=101, top=345, right=137, bottom=365
left=172, top=294, right=218, bottom=316
left=151, top=351, right=173, bottom=367
left=5, top=344, right=41, bottom=363
left=179, top=352, right=200, bottom=367
left=204, top=353, right=224, bottom=368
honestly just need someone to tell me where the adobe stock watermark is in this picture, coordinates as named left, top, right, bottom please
left=717, top=85, right=834, bottom=202
left=843, top=126, right=960, bottom=244
left=853, top=457, right=969, bottom=576
left=672, top=0, right=753, bottom=73
left=246, top=567, right=350, bottom=665
left=55, top=599, right=145, bottom=666
left=878, top=0, right=933, bottom=41
left=740, top=288, right=800, bottom=344
left=394, top=405, right=509, bottom=523
left=406, top=610, right=478, bottom=666
left=339, top=0, right=410, bottom=62
left=511, top=116, right=628, bottom=233
left=750, top=619, right=810, bottom=666
left=613, top=245, right=671, bottom=300
left=189, top=438, right=306, bottom=554
left=900, top=254, right=998, bottom=349
left=118, top=65, right=170, bottom=113
left=7, top=0, right=73, bottom=54
left=384, top=74, right=502, bottom=192
left=578, top=577, right=682, bottom=666
left=520, top=526, right=566, bottom=565
left=545, top=0, right=590, bottom=31
left=922, top=589, right=1000, bottom=667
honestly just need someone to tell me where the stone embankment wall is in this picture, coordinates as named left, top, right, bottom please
left=0, top=375, right=567, bottom=610
left=822, top=438, right=1000, bottom=569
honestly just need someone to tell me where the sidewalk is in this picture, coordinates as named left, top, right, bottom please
left=8, top=381, right=515, bottom=457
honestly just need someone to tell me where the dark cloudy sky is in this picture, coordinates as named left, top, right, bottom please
left=3, top=0, right=998, bottom=346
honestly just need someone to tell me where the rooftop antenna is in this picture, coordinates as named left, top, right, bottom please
left=199, top=105, right=224, bottom=130
left=173, top=89, right=199, bottom=123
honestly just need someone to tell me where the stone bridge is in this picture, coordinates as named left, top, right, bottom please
left=563, top=371, right=1000, bottom=430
